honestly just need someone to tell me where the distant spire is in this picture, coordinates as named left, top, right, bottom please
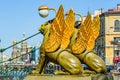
left=23, top=32, right=26, bottom=39
left=21, top=32, right=27, bottom=45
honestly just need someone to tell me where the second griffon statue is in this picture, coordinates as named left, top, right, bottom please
left=32, top=5, right=107, bottom=75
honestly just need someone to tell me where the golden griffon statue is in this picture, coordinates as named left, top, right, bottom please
left=32, top=5, right=107, bottom=75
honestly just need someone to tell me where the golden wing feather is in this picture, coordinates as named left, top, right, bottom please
left=44, top=5, right=64, bottom=52
left=72, top=12, right=100, bottom=54
left=87, top=15, right=100, bottom=50
left=61, top=8, right=75, bottom=49
left=72, top=12, right=93, bottom=54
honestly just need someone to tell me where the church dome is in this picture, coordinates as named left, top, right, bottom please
left=13, top=40, right=17, bottom=44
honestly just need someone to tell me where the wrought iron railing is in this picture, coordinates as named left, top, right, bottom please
left=0, top=65, right=34, bottom=80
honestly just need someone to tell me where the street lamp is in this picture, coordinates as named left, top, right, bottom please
left=38, top=5, right=56, bottom=18
left=74, top=13, right=83, bottom=23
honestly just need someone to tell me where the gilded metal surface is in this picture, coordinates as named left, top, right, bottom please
left=13, top=40, right=17, bottom=44
left=72, top=12, right=100, bottom=54
left=44, top=5, right=64, bottom=52
left=44, top=5, right=75, bottom=52
left=38, top=5, right=49, bottom=10
left=32, top=5, right=106, bottom=75
left=61, top=8, right=75, bottom=49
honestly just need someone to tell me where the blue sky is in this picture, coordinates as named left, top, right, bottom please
left=0, top=0, right=120, bottom=56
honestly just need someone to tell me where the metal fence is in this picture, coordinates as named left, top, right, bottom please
left=0, top=65, right=34, bottom=80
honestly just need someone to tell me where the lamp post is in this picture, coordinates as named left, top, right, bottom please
left=38, top=5, right=83, bottom=26
left=74, top=13, right=83, bottom=23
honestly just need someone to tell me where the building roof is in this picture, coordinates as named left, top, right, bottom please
left=100, top=4, right=120, bottom=16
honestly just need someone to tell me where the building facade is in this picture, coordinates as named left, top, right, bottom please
left=11, top=34, right=35, bottom=64
left=95, top=4, right=120, bottom=66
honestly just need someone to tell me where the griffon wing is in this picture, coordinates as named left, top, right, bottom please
left=87, top=15, right=100, bottom=50
left=44, top=5, right=64, bottom=52
left=72, top=12, right=100, bottom=54
left=61, top=8, right=75, bottom=49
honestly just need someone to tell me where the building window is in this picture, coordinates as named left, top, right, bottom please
left=114, top=20, right=120, bottom=31
left=114, top=37, right=120, bottom=44
left=114, top=37, right=120, bottom=56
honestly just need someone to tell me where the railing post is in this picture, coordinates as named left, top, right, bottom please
left=19, top=76, right=24, bottom=80
left=9, top=76, right=14, bottom=80
left=0, top=76, right=4, bottom=80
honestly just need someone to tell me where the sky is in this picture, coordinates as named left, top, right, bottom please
left=0, top=0, right=120, bottom=56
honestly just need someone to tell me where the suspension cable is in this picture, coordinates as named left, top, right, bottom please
left=0, top=32, right=40, bottom=52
